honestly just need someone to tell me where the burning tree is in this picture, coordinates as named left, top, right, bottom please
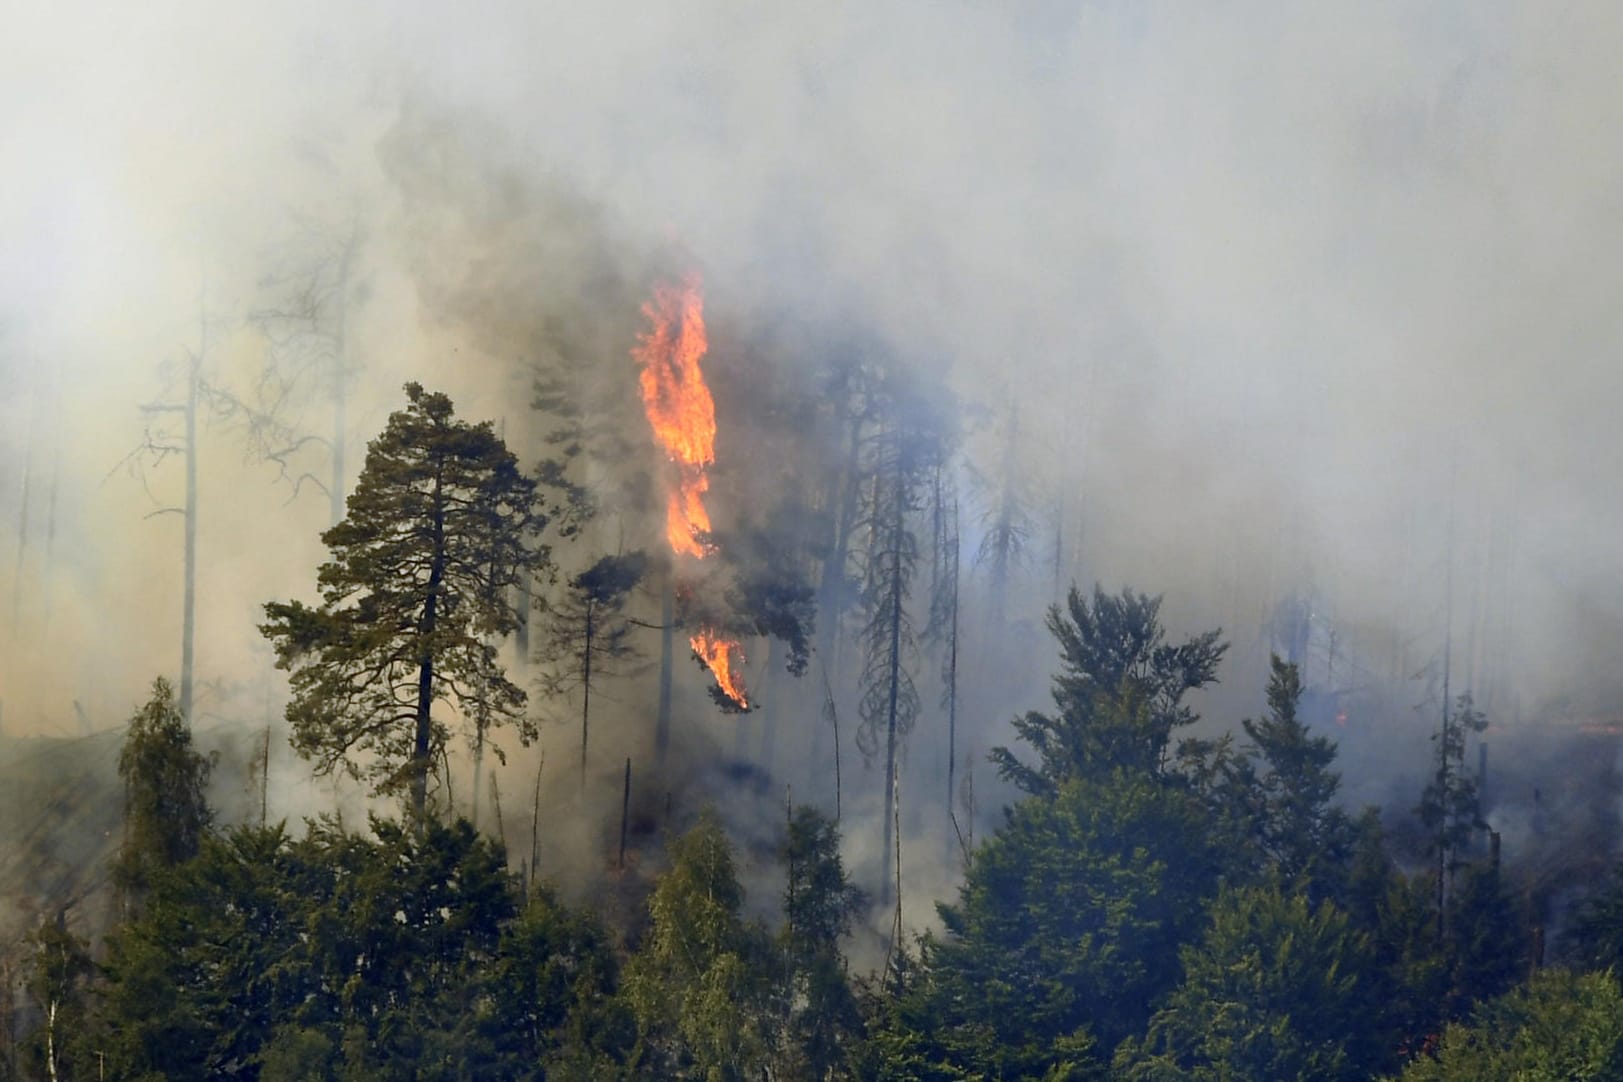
left=629, top=274, right=751, bottom=719
left=261, top=383, right=546, bottom=821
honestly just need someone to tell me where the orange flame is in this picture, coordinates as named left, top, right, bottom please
left=632, top=275, right=716, bottom=558
left=690, top=631, right=749, bottom=709
left=632, top=273, right=749, bottom=708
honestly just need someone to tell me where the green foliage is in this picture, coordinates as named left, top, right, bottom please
left=1119, top=882, right=1377, bottom=1082
left=1417, top=694, right=1489, bottom=877
left=1337, top=812, right=1449, bottom=1068
left=912, top=772, right=1227, bottom=1077
left=781, top=806, right=865, bottom=1079
left=23, top=917, right=94, bottom=1082
left=1390, top=970, right=1623, bottom=1082
left=261, top=382, right=545, bottom=817
left=95, top=816, right=529, bottom=1080
left=1442, top=862, right=1524, bottom=1012
left=622, top=812, right=776, bottom=1080
left=1238, top=656, right=1356, bottom=892
left=994, top=586, right=1227, bottom=794
left=115, top=675, right=214, bottom=900
left=490, top=887, right=633, bottom=1075
left=1565, top=862, right=1623, bottom=973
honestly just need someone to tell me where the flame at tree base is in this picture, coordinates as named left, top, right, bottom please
left=690, top=630, right=749, bottom=709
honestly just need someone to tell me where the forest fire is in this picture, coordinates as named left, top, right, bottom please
left=632, top=274, right=717, bottom=559
left=631, top=273, right=749, bottom=708
left=690, top=630, right=749, bottom=709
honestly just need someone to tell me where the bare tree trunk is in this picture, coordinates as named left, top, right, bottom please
left=618, top=757, right=631, bottom=868
left=329, top=224, right=357, bottom=526
left=180, top=349, right=199, bottom=725
left=530, top=752, right=544, bottom=890
left=44, top=997, right=58, bottom=1082
left=412, top=476, right=445, bottom=824
left=12, top=414, right=33, bottom=629
left=879, top=466, right=905, bottom=910
left=493, top=771, right=507, bottom=846
left=656, top=572, right=674, bottom=765
left=580, top=600, right=594, bottom=790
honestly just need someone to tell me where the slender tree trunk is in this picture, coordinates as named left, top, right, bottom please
left=40, top=440, right=60, bottom=633
left=44, top=997, right=58, bottom=1082
left=812, top=416, right=864, bottom=768
left=180, top=350, right=199, bottom=725
left=759, top=637, right=779, bottom=773
left=530, top=752, right=544, bottom=890
left=618, top=757, right=631, bottom=868
left=880, top=462, right=905, bottom=910
left=412, top=475, right=446, bottom=824
left=1437, top=481, right=1456, bottom=939
left=472, top=729, right=485, bottom=829
left=580, top=601, right=594, bottom=790
left=330, top=226, right=356, bottom=526
left=10, top=420, right=32, bottom=630
left=945, top=530, right=960, bottom=858
left=656, top=572, right=674, bottom=765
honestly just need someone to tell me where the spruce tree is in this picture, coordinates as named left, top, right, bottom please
left=262, top=383, right=545, bottom=820
left=993, top=585, right=1226, bottom=794
left=115, top=676, right=213, bottom=902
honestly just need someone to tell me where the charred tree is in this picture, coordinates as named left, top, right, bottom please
left=855, top=414, right=928, bottom=909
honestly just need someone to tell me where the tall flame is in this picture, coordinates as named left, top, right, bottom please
left=631, top=273, right=749, bottom=709
left=632, top=275, right=716, bottom=558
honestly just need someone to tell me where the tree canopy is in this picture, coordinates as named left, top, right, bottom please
left=261, top=382, right=546, bottom=818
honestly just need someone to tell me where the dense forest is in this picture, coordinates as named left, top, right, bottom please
left=5, top=377, right=1623, bottom=1080
left=10, top=4, right=1623, bottom=1081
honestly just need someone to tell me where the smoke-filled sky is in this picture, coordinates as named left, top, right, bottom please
left=5, top=0, right=1623, bottom=747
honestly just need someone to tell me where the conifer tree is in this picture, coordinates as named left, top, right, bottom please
left=262, top=383, right=545, bottom=820
left=993, top=586, right=1226, bottom=794
left=1242, top=655, right=1355, bottom=890
left=115, top=676, right=213, bottom=902
left=781, top=806, right=865, bottom=1078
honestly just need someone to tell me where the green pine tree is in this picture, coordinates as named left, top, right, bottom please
left=261, top=382, right=546, bottom=820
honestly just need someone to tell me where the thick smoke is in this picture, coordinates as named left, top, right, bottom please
left=6, top=2, right=1623, bottom=937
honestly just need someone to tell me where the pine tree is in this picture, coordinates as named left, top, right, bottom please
left=261, top=383, right=546, bottom=820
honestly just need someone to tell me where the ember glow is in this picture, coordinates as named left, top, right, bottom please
left=631, top=274, right=748, bottom=708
